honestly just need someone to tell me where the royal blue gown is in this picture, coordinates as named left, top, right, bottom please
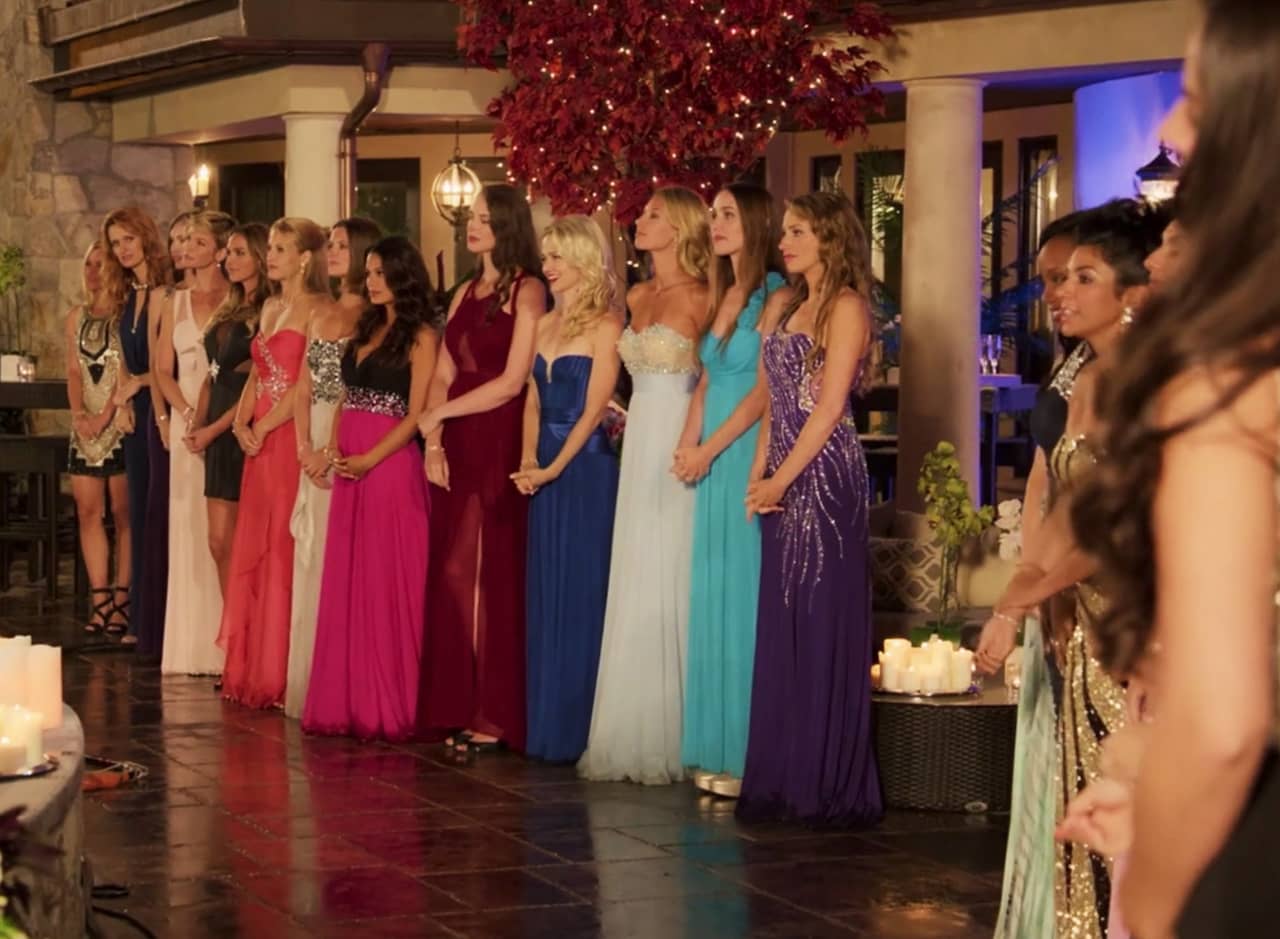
left=525, top=353, right=620, bottom=762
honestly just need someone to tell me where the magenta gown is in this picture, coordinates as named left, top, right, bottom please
left=216, top=328, right=305, bottom=708
left=303, top=344, right=429, bottom=740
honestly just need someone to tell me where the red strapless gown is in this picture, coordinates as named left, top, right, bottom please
left=419, top=278, right=529, bottom=750
left=217, top=328, right=306, bottom=708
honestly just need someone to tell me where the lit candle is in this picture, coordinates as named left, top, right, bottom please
left=929, top=640, right=954, bottom=671
left=0, top=636, right=31, bottom=709
left=883, top=638, right=910, bottom=658
left=870, top=664, right=881, bottom=689
left=0, top=707, right=42, bottom=767
left=920, top=663, right=944, bottom=693
left=27, top=645, right=62, bottom=729
left=0, top=737, right=24, bottom=775
left=950, top=649, right=975, bottom=693
left=902, top=665, right=921, bottom=694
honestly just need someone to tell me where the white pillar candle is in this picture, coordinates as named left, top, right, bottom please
left=950, top=649, right=975, bottom=692
left=27, top=645, right=62, bottom=730
left=920, top=663, right=945, bottom=693
left=929, top=640, right=953, bottom=671
left=882, top=660, right=902, bottom=692
left=0, top=636, right=31, bottom=709
left=902, top=665, right=922, bottom=694
left=883, top=638, right=911, bottom=658
left=0, top=737, right=25, bottom=774
left=0, top=707, right=43, bottom=767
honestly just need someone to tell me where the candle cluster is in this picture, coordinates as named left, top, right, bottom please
left=0, top=636, right=62, bottom=775
left=875, top=636, right=975, bottom=695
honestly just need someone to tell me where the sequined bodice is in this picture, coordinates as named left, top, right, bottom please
left=1032, top=342, right=1094, bottom=455
left=341, top=343, right=411, bottom=419
left=307, top=337, right=348, bottom=404
left=252, top=329, right=306, bottom=406
left=618, top=323, right=698, bottom=376
left=76, top=308, right=121, bottom=393
left=1047, top=432, right=1098, bottom=508
left=763, top=330, right=861, bottom=453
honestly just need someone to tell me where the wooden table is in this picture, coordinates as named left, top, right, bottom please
left=0, top=379, right=70, bottom=411
left=859, top=377, right=1038, bottom=505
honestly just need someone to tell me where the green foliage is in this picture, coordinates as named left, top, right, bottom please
left=0, top=245, right=24, bottom=297
left=917, top=441, right=995, bottom=625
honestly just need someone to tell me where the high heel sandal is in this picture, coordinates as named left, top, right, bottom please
left=84, top=587, right=113, bottom=634
left=106, top=586, right=134, bottom=644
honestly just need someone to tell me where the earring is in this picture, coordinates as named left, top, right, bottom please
left=1120, top=306, right=1136, bottom=327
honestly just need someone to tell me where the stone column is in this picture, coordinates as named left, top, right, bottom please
left=283, top=113, right=344, bottom=226
left=896, top=78, right=984, bottom=512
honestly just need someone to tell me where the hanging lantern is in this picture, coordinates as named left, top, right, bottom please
left=1135, top=144, right=1180, bottom=202
left=431, top=126, right=481, bottom=226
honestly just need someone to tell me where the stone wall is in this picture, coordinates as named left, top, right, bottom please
left=0, top=0, right=193, bottom=392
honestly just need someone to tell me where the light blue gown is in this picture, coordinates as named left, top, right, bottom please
left=681, top=274, right=783, bottom=778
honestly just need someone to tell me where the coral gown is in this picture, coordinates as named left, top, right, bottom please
left=216, top=328, right=306, bottom=708
left=419, top=277, right=530, bottom=750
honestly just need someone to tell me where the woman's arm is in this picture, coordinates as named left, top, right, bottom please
left=519, top=377, right=540, bottom=470
left=677, top=372, right=708, bottom=450
left=516, top=319, right=623, bottom=492
left=1021, top=448, right=1050, bottom=554
left=1121, top=369, right=1277, bottom=938
left=335, top=330, right=440, bottom=479
left=423, top=278, right=545, bottom=426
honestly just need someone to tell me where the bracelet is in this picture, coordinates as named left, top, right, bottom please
left=157, top=413, right=168, bottom=423
left=992, top=609, right=1022, bottom=626
left=426, top=444, right=444, bottom=453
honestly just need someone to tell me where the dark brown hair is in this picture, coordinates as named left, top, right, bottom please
left=1072, top=0, right=1280, bottom=676
left=708, top=183, right=782, bottom=351
left=332, top=216, right=382, bottom=298
left=356, top=235, right=442, bottom=365
left=207, top=222, right=269, bottom=333
left=475, top=184, right=546, bottom=323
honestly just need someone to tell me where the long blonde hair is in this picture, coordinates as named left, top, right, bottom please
left=780, top=191, right=872, bottom=373
left=541, top=215, right=618, bottom=340
left=81, top=242, right=105, bottom=312
left=269, top=217, right=329, bottom=296
left=653, top=186, right=711, bottom=281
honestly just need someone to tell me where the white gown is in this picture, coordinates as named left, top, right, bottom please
left=284, top=336, right=347, bottom=719
left=577, top=323, right=698, bottom=785
left=161, top=291, right=225, bottom=676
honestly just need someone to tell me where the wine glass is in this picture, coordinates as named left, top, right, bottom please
left=16, top=358, right=35, bottom=382
left=990, top=335, right=1003, bottom=375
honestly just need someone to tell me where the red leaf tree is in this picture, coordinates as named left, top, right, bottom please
left=458, top=1, right=893, bottom=223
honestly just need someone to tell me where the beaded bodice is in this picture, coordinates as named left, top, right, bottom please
left=307, top=337, right=348, bottom=404
left=340, top=343, right=411, bottom=419
left=76, top=308, right=121, bottom=399
left=618, top=323, right=698, bottom=376
left=252, top=329, right=306, bottom=406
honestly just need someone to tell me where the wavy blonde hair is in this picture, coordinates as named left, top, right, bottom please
left=81, top=242, right=105, bottom=312
left=99, top=206, right=172, bottom=311
left=187, top=210, right=237, bottom=250
left=780, top=191, right=872, bottom=377
left=541, top=215, right=618, bottom=340
left=269, top=217, right=329, bottom=296
left=653, top=186, right=711, bottom=281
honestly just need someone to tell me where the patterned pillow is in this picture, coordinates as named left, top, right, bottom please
left=870, top=535, right=945, bottom=613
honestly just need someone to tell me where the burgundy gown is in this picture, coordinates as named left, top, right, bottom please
left=419, top=277, right=529, bottom=750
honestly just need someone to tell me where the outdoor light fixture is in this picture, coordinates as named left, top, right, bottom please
left=187, top=163, right=211, bottom=208
left=431, top=125, right=481, bottom=226
left=1135, top=144, right=1179, bottom=201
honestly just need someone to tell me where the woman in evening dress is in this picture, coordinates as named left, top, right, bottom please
left=66, top=243, right=130, bottom=636
left=217, top=217, right=328, bottom=709
left=512, top=216, right=623, bottom=763
left=102, top=206, right=173, bottom=644
left=738, top=191, right=882, bottom=827
left=978, top=199, right=1169, bottom=938
left=285, top=217, right=378, bottom=718
left=419, top=184, right=548, bottom=754
left=190, top=224, right=270, bottom=599
left=578, top=186, right=710, bottom=785
left=304, top=236, right=437, bottom=740
left=155, top=211, right=233, bottom=676
left=673, top=183, right=786, bottom=798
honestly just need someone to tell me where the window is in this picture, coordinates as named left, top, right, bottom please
left=355, top=158, right=420, bottom=243
left=810, top=155, right=843, bottom=194
left=217, top=163, right=284, bottom=225
left=1018, top=136, right=1060, bottom=336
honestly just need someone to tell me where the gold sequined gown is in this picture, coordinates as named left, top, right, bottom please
left=1045, top=432, right=1128, bottom=939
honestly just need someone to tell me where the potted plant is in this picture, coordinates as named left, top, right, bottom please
left=916, top=441, right=994, bottom=644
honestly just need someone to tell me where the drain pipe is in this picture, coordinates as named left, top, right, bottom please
left=338, top=43, right=392, bottom=220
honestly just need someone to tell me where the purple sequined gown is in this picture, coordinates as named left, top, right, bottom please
left=736, top=330, right=883, bottom=828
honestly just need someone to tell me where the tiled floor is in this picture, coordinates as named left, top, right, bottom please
left=4, top=580, right=1004, bottom=938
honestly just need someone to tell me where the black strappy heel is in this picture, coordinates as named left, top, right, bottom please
left=85, top=587, right=113, bottom=634
left=106, top=585, right=133, bottom=642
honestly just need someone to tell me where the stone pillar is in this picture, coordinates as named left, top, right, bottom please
left=283, top=113, right=344, bottom=226
left=1073, top=71, right=1180, bottom=209
left=896, top=78, right=984, bottom=511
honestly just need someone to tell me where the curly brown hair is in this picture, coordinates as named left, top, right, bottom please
left=779, top=191, right=873, bottom=378
left=99, top=206, right=172, bottom=310
left=1071, top=0, right=1280, bottom=677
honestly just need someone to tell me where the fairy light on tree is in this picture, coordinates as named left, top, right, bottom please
left=458, top=0, right=892, bottom=223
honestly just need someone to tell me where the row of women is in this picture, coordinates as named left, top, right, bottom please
left=67, top=179, right=883, bottom=826
left=978, top=1, right=1280, bottom=937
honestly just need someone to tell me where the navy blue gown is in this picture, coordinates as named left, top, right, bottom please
left=119, top=285, right=169, bottom=653
left=524, top=353, right=620, bottom=762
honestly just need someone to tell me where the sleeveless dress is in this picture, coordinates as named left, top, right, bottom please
left=682, top=274, right=782, bottom=781
left=119, top=285, right=169, bottom=651
left=577, top=324, right=698, bottom=785
left=160, top=291, right=224, bottom=676
left=68, top=308, right=125, bottom=476
left=285, top=336, right=348, bottom=719
left=202, top=319, right=254, bottom=501
left=216, top=328, right=306, bottom=708
left=737, top=328, right=882, bottom=827
left=304, top=343, right=430, bottom=741
left=419, top=278, right=530, bottom=750
left=996, top=340, right=1094, bottom=939
left=524, top=351, right=620, bottom=763
left=1045, top=430, right=1127, bottom=939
